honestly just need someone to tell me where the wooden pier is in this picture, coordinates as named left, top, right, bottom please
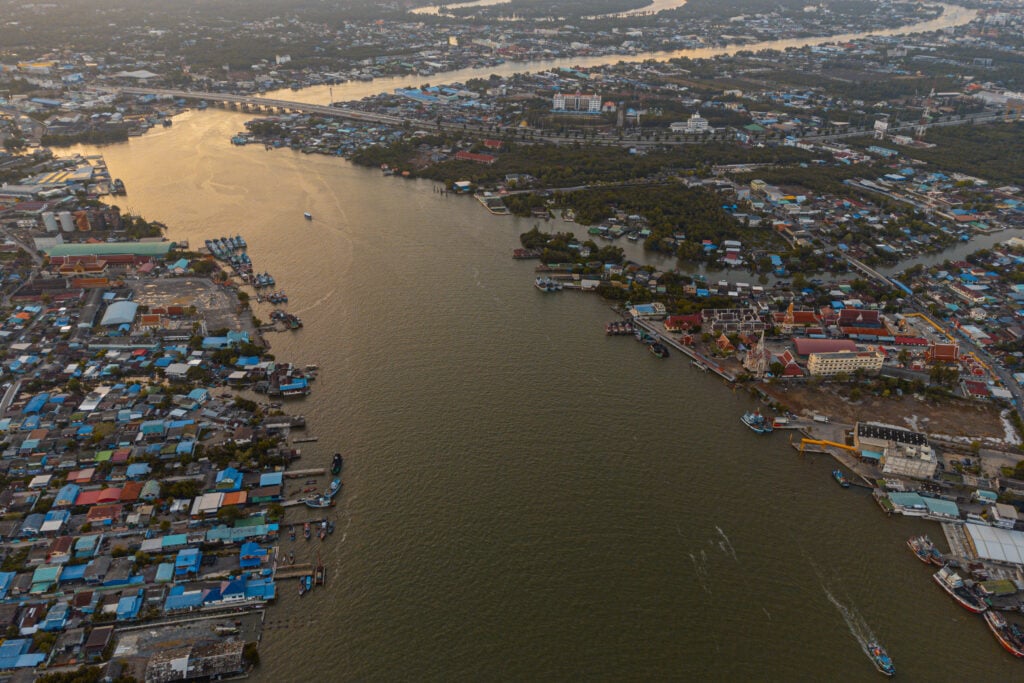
left=282, top=468, right=325, bottom=478
left=275, top=564, right=313, bottom=579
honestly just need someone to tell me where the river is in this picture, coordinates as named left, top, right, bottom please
left=412, top=0, right=689, bottom=19
left=67, top=101, right=1015, bottom=680
left=62, top=5, right=1016, bottom=679
left=266, top=3, right=976, bottom=106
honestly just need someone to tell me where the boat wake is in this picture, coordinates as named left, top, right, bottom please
left=689, top=550, right=713, bottom=596
left=715, top=526, right=738, bottom=561
left=293, top=287, right=338, bottom=315
left=823, top=586, right=878, bottom=662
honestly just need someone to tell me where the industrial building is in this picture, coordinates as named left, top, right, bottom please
left=855, top=422, right=937, bottom=479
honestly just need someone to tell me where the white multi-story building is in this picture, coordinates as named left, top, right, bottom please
left=552, top=92, right=601, bottom=114
left=671, top=113, right=712, bottom=134
left=807, top=351, right=883, bottom=376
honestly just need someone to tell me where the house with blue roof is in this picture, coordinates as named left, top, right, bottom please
left=23, top=393, right=49, bottom=414
left=116, top=591, right=143, bottom=620
left=239, top=542, right=268, bottom=570
left=53, top=483, right=80, bottom=507
left=125, top=463, right=151, bottom=480
left=40, top=603, right=69, bottom=632
left=187, top=388, right=210, bottom=404
left=259, top=472, right=283, bottom=487
left=0, top=572, right=15, bottom=600
left=202, top=330, right=249, bottom=349
left=164, top=585, right=204, bottom=612
left=156, top=563, right=175, bottom=583
left=74, top=534, right=102, bottom=559
left=175, top=548, right=202, bottom=578
left=0, top=639, right=46, bottom=670
left=216, top=467, right=243, bottom=491
left=30, top=565, right=61, bottom=593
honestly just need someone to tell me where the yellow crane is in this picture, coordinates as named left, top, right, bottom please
left=797, top=437, right=860, bottom=456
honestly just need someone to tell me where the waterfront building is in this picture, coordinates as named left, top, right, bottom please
left=806, top=350, right=883, bottom=376
left=856, top=422, right=937, bottom=479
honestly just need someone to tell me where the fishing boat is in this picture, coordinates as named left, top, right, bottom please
left=649, top=342, right=670, bottom=359
left=534, top=276, right=562, bottom=292
left=906, top=535, right=933, bottom=565
left=289, top=525, right=296, bottom=542
left=832, top=469, right=851, bottom=488
left=740, top=411, right=774, bottom=434
left=304, top=212, right=313, bottom=220
left=314, top=553, right=325, bottom=587
left=298, top=577, right=308, bottom=597
left=332, top=453, right=343, bottom=475
left=933, top=566, right=987, bottom=613
left=867, top=642, right=895, bottom=677
left=303, top=521, right=311, bottom=541
left=928, top=545, right=945, bottom=567
left=984, top=610, right=1024, bottom=658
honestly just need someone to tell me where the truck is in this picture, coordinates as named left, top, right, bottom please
left=812, top=414, right=830, bottom=424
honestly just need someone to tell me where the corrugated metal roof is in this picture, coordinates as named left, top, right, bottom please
left=965, top=523, right=1024, bottom=565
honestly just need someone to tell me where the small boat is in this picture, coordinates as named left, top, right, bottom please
left=315, top=553, right=325, bottom=586
left=984, top=610, right=1024, bottom=658
left=303, top=522, right=311, bottom=541
left=832, top=469, right=850, bottom=488
left=649, top=342, right=669, bottom=359
left=298, top=578, right=308, bottom=597
left=867, top=642, right=895, bottom=677
left=304, top=212, right=313, bottom=220
left=328, top=520, right=335, bottom=534
left=289, top=525, right=296, bottom=542
left=332, top=453, right=343, bottom=475
left=741, top=411, right=774, bottom=434
left=933, top=566, right=987, bottom=613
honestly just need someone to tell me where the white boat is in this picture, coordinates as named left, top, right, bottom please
left=304, top=212, right=313, bottom=220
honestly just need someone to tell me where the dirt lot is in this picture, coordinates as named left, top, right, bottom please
left=761, top=381, right=1011, bottom=442
left=130, top=276, right=254, bottom=335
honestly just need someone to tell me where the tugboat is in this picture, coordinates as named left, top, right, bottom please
left=984, top=610, right=1024, bottom=658
left=832, top=469, right=851, bottom=488
left=933, top=566, right=987, bottom=613
left=332, top=453, right=343, bottom=475
left=867, top=642, right=895, bottom=677
left=740, top=411, right=774, bottom=434
left=649, top=342, right=670, bottom=359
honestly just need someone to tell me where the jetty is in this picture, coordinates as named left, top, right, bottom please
left=631, top=318, right=736, bottom=382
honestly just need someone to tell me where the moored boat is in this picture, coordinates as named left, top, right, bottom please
left=303, top=521, right=311, bottom=540
left=832, top=469, right=850, bottom=488
left=906, top=535, right=933, bottom=564
left=332, top=453, right=343, bottom=475
left=649, top=342, right=669, bottom=359
left=867, top=641, right=895, bottom=677
left=984, top=610, right=1024, bottom=658
left=741, top=411, right=774, bottom=434
left=933, top=566, right=987, bottom=613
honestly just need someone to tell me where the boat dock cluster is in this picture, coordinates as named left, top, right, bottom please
left=203, top=235, right=303, bottom=333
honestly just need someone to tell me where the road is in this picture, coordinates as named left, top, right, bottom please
left=104, top=86, right=1016, bottom=149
